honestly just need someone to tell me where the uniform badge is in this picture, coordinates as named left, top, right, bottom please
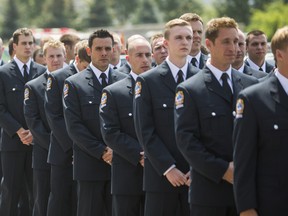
left=24, top=88, right=29, bottom=101
left=235, top=98, right=244, bottom=118
left=175, top=90, right=184, bottom=109
left=46, top=77, right=52, bottom=91
left=63, top=84, right=69, bottom=98
left=134, top=81, right=142, bottom=99
left=100, top=92, right=107, bottom=108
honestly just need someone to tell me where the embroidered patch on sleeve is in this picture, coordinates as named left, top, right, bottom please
left=63, top=84, right=69, bottom=98
left=46, top=77, right=52, bottom=91
left=175, top=90, right=184, bottom=109
left=135, top=81, right=142, bottom=99
left=24, top=88, right=29, bottom=101
left=235, top=99, right=244, bottom=118
left=100, top=92, right=107, bottom=109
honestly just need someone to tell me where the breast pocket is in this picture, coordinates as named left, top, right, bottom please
left=199, top=106, right=229, bottom=135
left=153, top=97, right=174, bottom=126
left=262, top=118, right=288, bottom=150
left=80, top=96, right=100, bottom=120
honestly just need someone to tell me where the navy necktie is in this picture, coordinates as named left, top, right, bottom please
left=191, top=58, right=197, bottom=67
left=221, top=73, right=233, bottom=103
left=23, top=64, right=29, bottom=83
left=100, top=73, right=108, bottom=88
left=177, top=70, right=184, bottom=85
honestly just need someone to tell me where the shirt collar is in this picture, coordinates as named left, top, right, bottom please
left=14, top=56, right=32, bottom=72
left=110, top=60, right=122, bottom=69
left=130, top=71, right=138, bottom=81
left=206, top=60, right=232, bottom=83
left=247, top=58, right=266, bottom=72
left=275, top=69, right=288, bottom=95
left=187, top=51, right=201, bottom=64
left=166, top=57, right=189, bottom=81
left=233, top=63, right=245, bottom=73
left=89, top=62, right=109, bottom=80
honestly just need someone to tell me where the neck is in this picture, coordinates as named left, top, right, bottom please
left=168, top=56, right=187, bottom=68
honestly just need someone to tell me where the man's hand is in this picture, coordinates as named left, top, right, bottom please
left=223, top=161, right=234, bottom=184
left=17, top=128, right=33, bottom=145
left=240, top=209, right=258, bottom=216
left=139, top=151, right=144, bottom=167
left=166, top=167, right=187, bottom=187
left=185, top=171, right=191, bottom=186
left=102, top=147, right=113, bottom=165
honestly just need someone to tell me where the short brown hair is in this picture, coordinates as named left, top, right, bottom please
left=271, top=26, right=288, bottom=58
left=13, top=28, right=33, bottom=45
left=74, top=40, right=91, bottom=63
left=164, top=18, right=191, bottom=40
left=150, top=33, right=163, bottom=48
left=179, top=13, right=203, bottom=24
left=60, top=34, right=80, bottom=48
left=205, top=17, right=238, bottom=43
left=245, top=30, right=266, bottom=46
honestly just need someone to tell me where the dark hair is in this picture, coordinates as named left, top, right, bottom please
left=88, top=29, right=114, bottom=48
left=12, top=28, right=33, bottom=45
left=246, top=30, right=266, bottom=46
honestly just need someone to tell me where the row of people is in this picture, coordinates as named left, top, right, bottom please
left=0, top=13, right=286, bottom=216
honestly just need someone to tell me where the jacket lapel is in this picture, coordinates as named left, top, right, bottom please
left=10, top=60, right=26, bottom=83
left=160, top=61, right=177, bottom=93
left=231, top=69, right=245, bottom=107
left=86, top=66, right=102, bottom=93
left=203, top=67, right=231, bottom=103
left=270, top=75, right=288, bottom=110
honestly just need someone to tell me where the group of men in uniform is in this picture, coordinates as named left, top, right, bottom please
left=0, top=11, right=288, bottom=216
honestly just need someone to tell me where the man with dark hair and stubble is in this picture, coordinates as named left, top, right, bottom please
left=63, top=29, right=126, bottom=216
left=0, top=27, right=46, bottom=216
left=232, top=29, right=267, bottom=79
left=245, top=30, right=274, bottom=73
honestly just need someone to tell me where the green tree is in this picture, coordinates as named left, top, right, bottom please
left=214, top=0, right=250, bottom=25
left=38, top=0, right=71, bottom=27
left=155, top=0, right=203, bottom=22
left=109, top=0, right=138, bottom=25
left=86, top=0, right=112, bottom=28
left=1, top=0, right=19, bottom=40
left=247, top=1, right=288, bottom=40
left=132, top=0, right=159, bottom=24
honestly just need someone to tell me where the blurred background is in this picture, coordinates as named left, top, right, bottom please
left=0, top=0, right=287, bottom=63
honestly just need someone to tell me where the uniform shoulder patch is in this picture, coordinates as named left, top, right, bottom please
left=175, top=90, right=184, bottom=109
left=63, top=84, right=69, bottom=98
left=46, top=77, right=52, bottom=91
left=236, top=98, right=244, bottom=118
left=24, top=88, right=30, bottom=101
left=135, top=81, right=142, bottom=99
left=100, top=92, right=107, bottom=109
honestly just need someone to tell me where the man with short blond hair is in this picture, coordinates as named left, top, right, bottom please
left=234, top=26, right=288, bottom=216
left=24, top=39, right=66, bottom=216
left=133, top=18, right=198, bottom=216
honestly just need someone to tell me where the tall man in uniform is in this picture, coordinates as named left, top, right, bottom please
left=232, top=29, right=267, bottom=79
left=133, top=19, right=198, bottom=216
left=0, top=28, right=46, bottom=216
left=24, top=39, right=66, bottom=216
left=100, top=36, right=152, bottom=216
left=63, top=29, right=126, bottom=216
left=180, top=13, right=208, bottom=69
left=44, top=40, right=90, bottom=216
left=174, top=17, right=258, bottom=216
left=233, top=26, right=288, bottom=216
left=245, top=30, right=274, bottom=73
